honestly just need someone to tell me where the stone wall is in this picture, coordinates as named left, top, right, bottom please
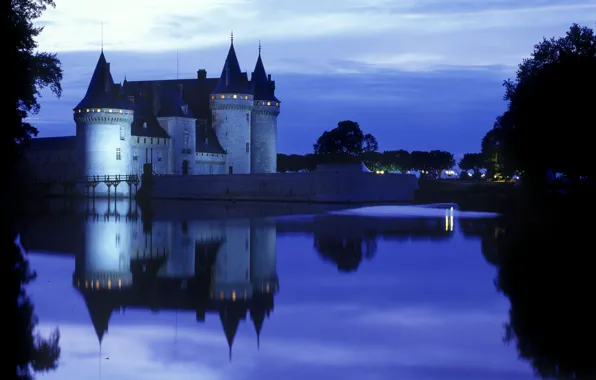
left=145, top=170, right=419, bottom=203
left=195, top=152, right=227, bottom=174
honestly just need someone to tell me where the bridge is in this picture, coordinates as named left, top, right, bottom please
left=31, top=174, right=141, bottom=198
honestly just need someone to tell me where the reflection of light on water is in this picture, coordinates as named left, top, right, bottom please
left=445, top=207, right=454, bottom=231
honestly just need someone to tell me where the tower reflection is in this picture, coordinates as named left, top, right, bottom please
left=68, top=198, right=278, bottom=360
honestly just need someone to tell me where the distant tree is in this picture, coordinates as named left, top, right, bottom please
left=5, top=0, right=64, bottom=378
left=362, top=151, right=383, bottom=171
left=313, top=120, right=378, bottom=163
left=458, top=153, right=485, bottom=176
left=381, top=149, right=411, bottom=173
left=481, top=114, right=516, bottom=179
left=500, top=23, right=596, bottom=188
left=411, top=150, right=455, bottom=179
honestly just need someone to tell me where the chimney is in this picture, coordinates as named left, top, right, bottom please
left=104, top=63, right=111, bottom=92
left=178, top=83, right=183, bottom=99
left=267, top=74, right=271, bottom=82
left=197, top=69, right=207, bottom=80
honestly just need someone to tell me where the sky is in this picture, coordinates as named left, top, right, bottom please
left=24, top=200, right=533, bottom=379
left=30, top=0, right=596, bottom=156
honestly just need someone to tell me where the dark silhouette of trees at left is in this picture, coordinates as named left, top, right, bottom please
left=5, top=0, right=64, bottom=379
left=481, top=194, right=596, bottom=379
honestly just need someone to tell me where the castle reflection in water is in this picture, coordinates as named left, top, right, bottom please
left=22, top=198, right=462, bottom=359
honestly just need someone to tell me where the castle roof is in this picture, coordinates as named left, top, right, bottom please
left=251, top=51, right=279, bottom=102
left=130, top=93, right=170, bottom=138
left=157, top=85, right=195, bottom=118
left=249, top=307, right=266, bottom=349
left=75, top=52, right=132, bottom=110
left=123, top=78, right=225, bottom=154
left=212, top=40, right=251, bottom=94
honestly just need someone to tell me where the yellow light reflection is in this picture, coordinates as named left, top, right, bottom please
left=85, top=280, right=88, bottom=289
left=107, top=279, right=111, bottom=289
left=450, top=215, right=454, bottom=232
left=232, top=291, right=236, bottom=301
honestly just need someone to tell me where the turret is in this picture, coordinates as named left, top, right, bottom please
left=73, top=51, right=133, bottom=196
left=209, top=33, right=253, bottom=174
left=250, top=43, right=280, bottom=173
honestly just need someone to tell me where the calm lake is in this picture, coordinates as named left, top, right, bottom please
left=20, top=198, right=534, bottom=380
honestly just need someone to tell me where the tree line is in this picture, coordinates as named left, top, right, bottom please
left=278, top=120, right=456, bottom=179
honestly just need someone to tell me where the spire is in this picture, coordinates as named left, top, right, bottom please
left=74, top=51, right=131, bottom=110
left=251, top=42, right=279, bottom=102
left=250, top=307, right=266, bottom=350
left=211, top=34, right=249, bottom=94
left=231, top=30, right=234, bottom=44
left=219, top=306, right=241, bottom=362
left=84, top=295, right=114, bottom=344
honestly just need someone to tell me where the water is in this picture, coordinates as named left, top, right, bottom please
left=20, top=198, right=533, bottom=380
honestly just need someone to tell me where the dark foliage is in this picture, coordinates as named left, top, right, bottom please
left=4, top=0, right=64, bottom=379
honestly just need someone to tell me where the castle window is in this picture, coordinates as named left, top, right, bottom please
left=184, top=134, right=189, bottom=148
left=144, top=138, right=146, bottom=144
left=157, top=139, right=160, bottom=144
left=157, top=152, right=163, bottom=162
left=245, top=96, right=248, bottom=100
left=120, top=126, right=125, bottom=140
left=246, top=113, right=249, bottom=122
left=143, top=122, right=147, bottom=129
left=132, top=149, right=138, bottom=161
left=246, top=142, right=249, bottom=153
left=137, top=137, right=139, bottom=143
left=151, top=138, right=153, bottom=144
left=204, top=137, right=208, bottom=144
left=116, top=148, right=121, bottom=160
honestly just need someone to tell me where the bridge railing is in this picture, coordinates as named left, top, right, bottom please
left=52, top=174, right=141, bottom=183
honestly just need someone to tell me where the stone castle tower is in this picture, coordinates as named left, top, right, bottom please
left=73, top=51, right=134, bottom=195
left=210, top=36, right=281, bottom=174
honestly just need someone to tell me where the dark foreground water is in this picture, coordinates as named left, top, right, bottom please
left=20, top=199, right=534, bottom=380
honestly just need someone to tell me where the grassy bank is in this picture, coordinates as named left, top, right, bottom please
left=415, top=179, right=519, bottom=212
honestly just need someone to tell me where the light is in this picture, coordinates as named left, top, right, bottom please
left=267, top=101, right=271, bottom=105
left=85, top=280, right=88, bottom=289
left=118, top=279, right=122, bottom=289
left=119, top=110, right=123, bottom=113
left=220, top=291, right=224, bottom=300
left=107, top=279, right=111, bottom=289
left=244, top=96, right=248, bottom=100
left=232, top=291, right=236, bottom=301
left=108, top=109, right=112, bottom=112
left=97, top=109, right=100, bottom=112
left=86, top=109, right=90, bottom=112
left=211, top=96, right=214, bottom=100
left=276, top=102, right=279, bottom=106
left=233, top=94, right=237, bottom=99
left=266, top=283, right=270, bottom=292
left=220, top=95, right=225, bottom=99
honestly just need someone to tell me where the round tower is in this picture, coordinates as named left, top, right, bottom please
left=210, top=34, right=253, bottom=174
left=250, top=218, right=279, bottom=293
left=73, top=198, right=133, bottom=291
left=250, top=43, right=281, bottom=173
left=73, top=51, right=134, bottom=195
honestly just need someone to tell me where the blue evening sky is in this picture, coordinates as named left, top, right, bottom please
left=30, top=0, right=596, bottom=157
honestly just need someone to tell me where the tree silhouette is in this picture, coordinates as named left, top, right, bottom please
left=485, top=194, right=595, bottom=379
left=498, top=24, right=596, bottom=188
left=313, top=120, right=378, bottom=163
left=5, top=0, right=64, bottom=378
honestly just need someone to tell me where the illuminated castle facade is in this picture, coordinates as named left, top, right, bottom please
left=27, top=36, right=280, bottom=194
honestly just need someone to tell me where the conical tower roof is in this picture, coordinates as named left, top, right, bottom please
left=249, top=307, right=266, bottom=349
left=75, top=51, right=132, bottom=110
left=84, top=295, right=114, bottom=344
left=250, top=44, right=279, bottom=101
left=219, top=305, right=242, bottom=362
left=212, top=35, right=250, bottom=94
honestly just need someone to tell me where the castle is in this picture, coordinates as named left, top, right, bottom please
left=27, top=35, right=281, bottom=192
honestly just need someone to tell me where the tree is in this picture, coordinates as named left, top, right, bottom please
left=500, top=24, right=596, bottom=188
left=481, top=113, right=517, bottom=179
left=458, top=153, right=485, bottom=177
left=381, top=149, right=411, bottom=173
left=313, top=120, right=378, bottom=162
left=5, top=0, right=63, bottom=378
left=411, top=150, right=455, bottom=179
